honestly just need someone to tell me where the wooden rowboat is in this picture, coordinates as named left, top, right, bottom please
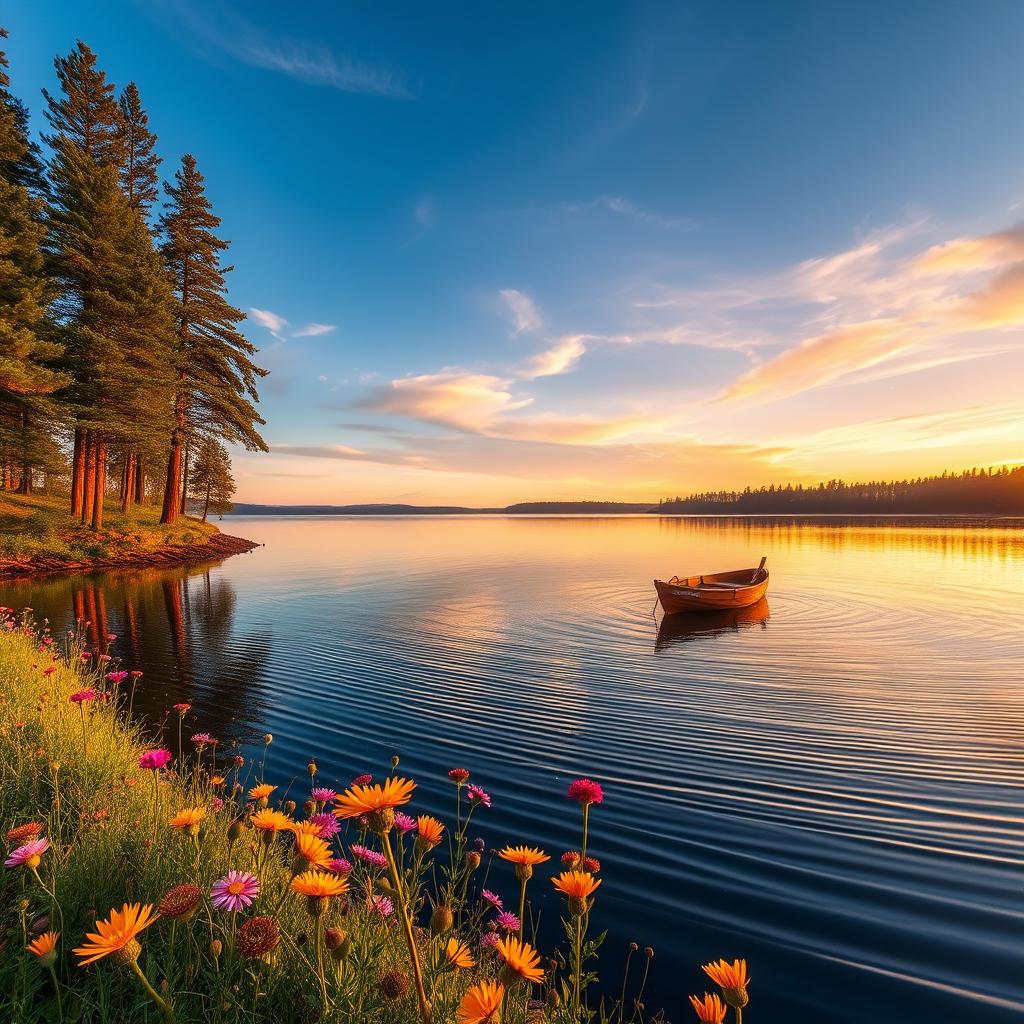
left=654, top=556, right=769, bottom=615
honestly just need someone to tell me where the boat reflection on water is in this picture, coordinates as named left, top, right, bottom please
left=655, top=596, right=770, bottom=650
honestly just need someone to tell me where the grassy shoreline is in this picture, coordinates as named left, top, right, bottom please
left=0, top=614, right=751, bottom=1024
left=0, top=493, right=255, bottom=578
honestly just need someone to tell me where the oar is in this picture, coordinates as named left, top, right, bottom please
left=751, top=555, right=766, bottom=583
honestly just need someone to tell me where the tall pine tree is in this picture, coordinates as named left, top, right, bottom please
left=118, top=82, right=159, bottom=217
left=158, top=154, right=267, bottom=524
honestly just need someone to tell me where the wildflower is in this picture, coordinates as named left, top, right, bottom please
left=351, top=773, right=372, bottom=786
left=448, top=768, right=470, bottom=784
left=415, top=814, right=445, bottom=852
left=6, top=823, right=44, bottom=845
left=309, top=813, right=341, bottom=839
left=69, top=689, right=96, bottom=704
left=190, top=732, right=215, bottom=746
left=465, top=850, right=482, bottom=871
left=42, top=666, right=56, bottom=675
left=27, top=930, right=60, bottom=967
left=479, top=930, right=500, bottom=949
left=333, top=776, right=416, bottom=833
left=380, top=969, right=410, bottom=1000
left=327, top=857, right=353, bottom=874
left=106, top=671, right=128, bottom=683
left=210, top=871, right=259, bottom=913
left=158, top=884, right=202, bottom=920
left=582, top=856, right=601, bottom=873
left=291, top=870, right=348, bottom=917
left=5, top=838, right=50, bottom=869
left=371, top=894, right=394, bottom=916
left=431, top=904, right=454, bottom=933
left=567, top=778, right=603, bottom=806
left=465, top=784, right=491, bottom=807
left=250, top=809, right=293, bottom=835
left=445, top=936, right=475, bottom=969
left=350, top=844, right=388, bottom=869
left=292, top=820, right=323, bottom=837
left=481, top=888, right=503, bottom=909
left=130, top=670, right=143, bottom=678
left=311, top=787, right=336, bottom=804
left=210, top=774, right=225, bottom=786
left=325, top=926, right=350, bottom=961
left=73, top=902, right=158, bottom=965
left=248, top=783, right=276, bottom=805
left=689, top=993, right=727, bottom=1023
left=393, top=811, right=417, bottom=833
left=702, top=958, right=750, bottom=1010
left=263, top=733, right=273, bottom=744
left=293, top=832, right=332, bottom=870
left=561, top=851, right=581, bottom=867
left=235, top=916, right=280, bottom=960
left=551, top=870, right=601, bottom=915
left=168, top=807, right=206, bottom=835
left=495, top=910, right=520, bottom=932
left=138, top=749, right=172, bottom=771
left=499, top=844, right=550, bottom=881
left=473, top=837, right=486, bottom=852
left=496, top=935, right=544, bottom=984
left=458, top=979, right=505, bottom=1024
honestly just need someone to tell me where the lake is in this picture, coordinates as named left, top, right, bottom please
left=3, top=515, right=1022, bottom=1023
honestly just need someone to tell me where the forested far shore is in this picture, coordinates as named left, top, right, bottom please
left=656, top=466, right=1024, bottom=515
left=0, top=31, right=259, bottom=531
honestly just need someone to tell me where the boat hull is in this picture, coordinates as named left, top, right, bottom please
left=654, top=567, right=769, bottom=615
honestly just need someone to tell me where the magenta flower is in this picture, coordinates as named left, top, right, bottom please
left=106, top=633, right=117, bottom=641
left=479, top=931, right=500, bottom=949
left=466, top=784, right=491, bottom=808
left=393, top=812, right=417, bottom=834
left=5, top=838, right=50, bottom=868
left=567, top=778, right=604, bottom=806
left=211, top=798, right=225, bottom=812
left=351, top=773, right=372, bottom=786
left=350, top=844, right=388, bottom=870
left=310, top=787, right=337, bottom=804
left=327, top=857, right=353, bottom=875
left=190, top=732, right=215, bottom=746
left=310, top=813, right=341, bottom=839
left=495, top=911, right=521, bottom=932
left=105, top=671, right=128, bottom=683
left=139, top=749, right=173, bottom=771
left=371, top=895, right=394, bottom=916
left=97, top=654, right=111, bottom=663
left=69, top=689, right=97, bottom=704
left=481, top=889, right=503, bottom=909
left=80, top=652, right=92, bottom=660
left=210, top=870, right=259, bottom=912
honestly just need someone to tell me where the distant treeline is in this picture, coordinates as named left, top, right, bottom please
left=656, top=466, right=1024, bottom=515
left=229, top=500, right=655, bottom=516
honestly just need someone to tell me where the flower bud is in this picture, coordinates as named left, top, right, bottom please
left=209, top=939, right=222, bottom=958
left=303, top=799, right=316, bottom=816
left=430, top=905, right=454, bottom=934
left=547, top=989, right=561, bottom=1009
left=464, top=851, right=481, bottom=871
left=227, top=818, right=244, bottom=843
left=283, top=799, right=296, bottom=815
left=263, top=733, right=273, bottom=744
left=391, top=755, right=400, bottom=769
left=380, top=969, right=410, bottom=1000
left=307, top=760, right=317, bottom=778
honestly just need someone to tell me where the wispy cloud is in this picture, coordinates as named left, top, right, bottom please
left=249, top=307, right=288, bottom=340
left=294, top=323, right=337, bottom=337
left=519, top=335, right=588, bottom=378
left=565, top=195, right=693, bottom=230
left=498, top=289, right=543, bottom=335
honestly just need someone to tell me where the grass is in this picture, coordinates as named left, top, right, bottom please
left=0, top=492, right=216, bottom=565
left=0, top=614, right=745, bottom=1024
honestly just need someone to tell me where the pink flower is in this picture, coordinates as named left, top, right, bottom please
left=139, top=749, right=173, bottom=771
left=371, top=895, right=394, bottom=916
left=310, top=813, right=340, bottom=839
left=105, top=671, right=128, bottom=683
left=495, top=911, right=520, bottom=932
left=310, top=787, right=336, bottom=803
left=97, top=654, right=111, bottom=662
left=351, top=773, right=372, bottom=786
left=5, top=838, right=50, bottom=868
left=350, top=844, right=388, bottom=870
left=327, top=857, right=353, bottom=875
left=172, top=703, right=190, bottom=715
left=69, top=689, right=97, bottom=704
left=191, top=733, right=215, bottom=746
left=448, top=768, right=470, bottom=784
left=130, top=670, right=143, bottom=678
left=479, top=931, right=500, bottom=949
left=210, top=870, right=259, bottom=912
left=567, top=778, right=603, bottom=806
left=481, top=889, right=503, bottom=909
left=466, top=784, right=491, bottom=808
left=80, top=652, right=92, bottom=660
left=211, top=798, right=225, bottom=812
left=106, top=633, right=117, bottom=641
left=393, top=812, right=416, bottom=834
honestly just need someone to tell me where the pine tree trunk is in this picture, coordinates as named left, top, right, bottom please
left=71, top=426, right=86, bottom=516
left=179, top=448, right=189, bottom=515
left=202, top=482, right=210, bottom=522
left=135, top=452, right=145, bottom=503
left=121, top=454, right=135, bottom=514
left=91, top=441, right=107, bottom=531
left=81, top=432, right=96, bottom=525
left=161, top=440, right=182, bottom=524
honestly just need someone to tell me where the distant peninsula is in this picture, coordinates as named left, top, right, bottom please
left=228, top=500, right=656, bottom=516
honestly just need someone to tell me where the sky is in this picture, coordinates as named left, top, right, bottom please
left=7, top=1, right=1024, bottom=504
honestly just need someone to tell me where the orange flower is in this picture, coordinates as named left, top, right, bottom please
left=250, top=809, right=292, bottom=833
left=27, top=930, right=59, bottom=966
left=293, top=831, right=332, bottom=869
left=416, top=814, right=445, bottom=848
left=457, top=979, right=504, bottom=1023
left=248, top=783, right=276, bottom=804
left=496, top=935, right=544, bottom=984
left=333, top=776, right=416, bottom=820
left=550, top=870, right=601, bottom=899
left=689, top=993, right=727, bottom=1023
left=290, top=870, right=349, bottom=899
left=209, top=775, right=225, bottom=786
left=444, top=936, right=475, bottom=969
left=168, top=807, right=206, bottom=833
left=291, top=820, right=323, bottom=837
left=73, top=903, right=159, bottom=966
left=499, top=845, right=550, bottom=867
left=702, top=958, right=750, bottom=1009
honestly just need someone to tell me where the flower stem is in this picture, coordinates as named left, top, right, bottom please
left=517, top=876, right=527, bottom=941
left=128, top=958, right=176, bottom=1023
left=47, top=964, right=63, bottom=1023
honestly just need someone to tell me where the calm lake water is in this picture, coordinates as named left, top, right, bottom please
left=4, top=516, right=1022, bottom=1023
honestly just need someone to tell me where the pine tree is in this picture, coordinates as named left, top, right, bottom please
left=189, top=436, right=235, bottom=520
left=117, top=82, right=159, bottom=217
left=0, top=30, right=65, bottom=492
left=158, top=154, right=268, bottom=524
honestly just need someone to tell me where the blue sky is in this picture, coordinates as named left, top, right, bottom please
left=8, top=1, right=1024, bottom=503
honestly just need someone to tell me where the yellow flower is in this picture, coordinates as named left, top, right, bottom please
left=550, top=870, right=601, bottom=899
left=689, top=993, right=727, bottom=1023
left=293, top=831, right=332, bottom=869
left=416, top=814, right=445, bottom=847
left=250, top=809, right=292, bottom=833
left=291, top=820, right=323, bottom=837
left=168, top=807, right=206, bottom=834
left=457, top=980, right=504, bottom=1023
left=209, top=775, right=225, bottom=786
left=73, top=903, right=159, bottom=966
left=248, top=783, right=276, bottom=803
left=27, top=930, right=59, bottom=967
left=498, top=845, right=550, bottom=867
left=333, top=777, right=416, bottom=819
left=290, top=870, right=349, bottom=898
left=702, top=958, right=750, bottom=1010
left=496, top=935, right=544, bottom=984
left=444, top=936, right=475, bottom=969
